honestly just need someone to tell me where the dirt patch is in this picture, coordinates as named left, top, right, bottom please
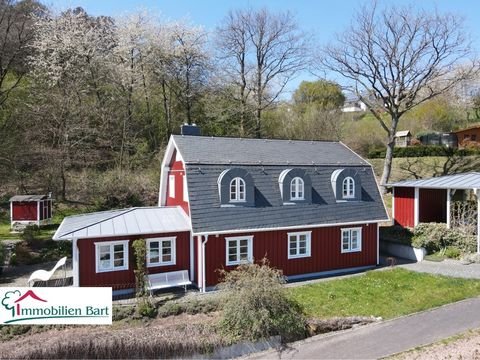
left=391, top=328, right=480, bottom=359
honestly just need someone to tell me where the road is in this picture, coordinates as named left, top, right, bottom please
left=248, top=297, right=480, bottom=359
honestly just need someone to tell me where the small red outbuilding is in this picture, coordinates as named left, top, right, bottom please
left=10, top=194, right=53, bottom=230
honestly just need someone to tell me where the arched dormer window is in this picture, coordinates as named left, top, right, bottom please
left=342, top=177, right=355, bottom=199
left=218, top=168, right=255, bottom=206
left=331, top=169, right=361, bottom=202
left=290, top=177, right=304, bottom=200
left=279, top=169, right=311, bottom=204
left=230, top=177, right=246, bottom=202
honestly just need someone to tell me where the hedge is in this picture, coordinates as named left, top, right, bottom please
left=368, top=145, right=480, bottom=159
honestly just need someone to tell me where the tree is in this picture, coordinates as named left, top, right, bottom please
left=216, top=8, right=309, bottom=137
left=321, top=2, right=478, bottom=187
left=293, top=80, right=345, bottom=110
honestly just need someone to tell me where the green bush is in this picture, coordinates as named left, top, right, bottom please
left=412, top=223, right=476, bottom=254
left=112, top=305, right=135, bottom=321
left=21, top=224, right=41, bottom=243
left=218, top=259, right=306, bottom=342
left=157, top=297, right=221, bottom=318
left=137, top=298, right=157, bottom=318
left=444, top=247, right=461, bottom=259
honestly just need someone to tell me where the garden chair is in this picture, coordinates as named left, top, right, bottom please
left=27, top=256, right=67, bottom=286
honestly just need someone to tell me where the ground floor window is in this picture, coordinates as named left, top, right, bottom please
left=95, top=240, right=129, bottom=273
left=288, top=231, right=311, bottom=259
left=341, top=228, right=362, bottom=253
left=147, top=237, right=176, bottom=266
left=225, top=236, right=253, bottom=266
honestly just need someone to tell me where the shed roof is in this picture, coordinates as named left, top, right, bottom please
left=454, top=123, right=480, bottom=133
left=53, top=207, right=190, bottom=240
left=172, top=135, right=369, bottom=166
left=394, top=130, right=411, bottom=137
left=10, top=195, right=49, bottom=202
left=390, top=172, right=480, bottom=190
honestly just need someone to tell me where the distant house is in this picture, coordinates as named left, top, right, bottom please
left=54, top=126, right=388, bottom=294
left=454, top=124, right=480, bottom=147
left=341, top=94, right=368, bottom=113
left=394, top=131, right=412, bottom=147
left=10, top=194, right=53, bottom=230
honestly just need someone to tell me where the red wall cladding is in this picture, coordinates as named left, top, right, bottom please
left=12, top=202, right=38, bottom=221
left=204, top=223, right=378, bottom=287
left=78, top=231, right=191, bottom=289
left=419, top=188, right=447, bottom=223
left=165, top=150, right=190, bottom=214
left=393, top=187, right=415, bottom=227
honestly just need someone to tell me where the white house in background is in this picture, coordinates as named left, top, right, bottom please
left=341, top=94, right=368, bottom=113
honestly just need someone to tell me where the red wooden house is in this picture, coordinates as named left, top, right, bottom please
left=54, top=126, right=388, bottom=294
left=10, top=194, right=53, bottom=230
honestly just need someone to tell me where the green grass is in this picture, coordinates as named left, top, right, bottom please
left=289, top=268, right=480, bottom=319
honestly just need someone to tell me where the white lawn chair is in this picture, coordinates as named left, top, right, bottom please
left=27, top=257, right=67, bottom=286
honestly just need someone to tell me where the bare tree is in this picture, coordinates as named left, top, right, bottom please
left=216, top=8, right=309, bottom=137
left=321, top=3, right=478, bottom=188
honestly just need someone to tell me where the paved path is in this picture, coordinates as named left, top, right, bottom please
left=248, top=297, right=480, bottom=359
left=399, top=258, right=480, bottom=279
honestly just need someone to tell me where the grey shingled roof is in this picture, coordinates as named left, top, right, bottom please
left=390, top=172, right=480, bottom=190
left=10, top=195, right=49, bottom=202
left=53, top=207, right=190, bottom=240
left=173, top=135, right=369, bottom=166
left=186, top=164, right=388, bottom=234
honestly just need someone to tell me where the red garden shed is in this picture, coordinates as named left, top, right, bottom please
left=390, top=172, right=480, bottom=253
left=10, top=194, right=53, bottom=230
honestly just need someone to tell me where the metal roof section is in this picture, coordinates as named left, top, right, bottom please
left=53, top=207, right=190, bottom=240
left=390, top=172, right=480, bottom=190
left=10, top=195, right=49, bottom=202
left=172, top=135, right=369, bottom=166
left=394, top=130, right=411, bottom=137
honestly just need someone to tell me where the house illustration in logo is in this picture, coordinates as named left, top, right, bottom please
left=14, top=290, right=47, bottom=316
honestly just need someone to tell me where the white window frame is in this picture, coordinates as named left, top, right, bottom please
left=95, top=240, right=129, bottom=273
left=341, top=227, right=362, bottom=253
left=147, top=237, right=176, bottom=267
left=342, top=177, right=355, bottom=199
left=287, top=231, right=311, bottom=259
left=229, top=177, right=246, bottom=203
left=290, top=177, right=305, bottom=200
left=169, top=174, right=175, bottom=198
left=225, top=236, right=253, bottom=266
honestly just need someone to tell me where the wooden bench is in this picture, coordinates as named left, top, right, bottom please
left=146, top=270, right=192, bottom=295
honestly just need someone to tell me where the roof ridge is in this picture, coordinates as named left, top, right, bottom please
left=172, top=134, right=340, bottom=144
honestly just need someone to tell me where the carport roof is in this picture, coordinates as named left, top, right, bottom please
left=53, top=206, right=191, bottom=240
left=389, top=172, right=480, bottom=190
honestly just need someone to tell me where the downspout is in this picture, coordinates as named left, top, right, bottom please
left=201, top=234, right=209, bottom=293
left=72, top=238, right=79, bottom=287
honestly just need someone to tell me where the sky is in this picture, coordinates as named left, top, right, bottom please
left=42, top=0, right=480, bottom=98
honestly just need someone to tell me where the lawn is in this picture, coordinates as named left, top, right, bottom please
left=289, top=268, right=480, bottom=319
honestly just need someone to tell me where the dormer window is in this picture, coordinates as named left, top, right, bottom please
left=331, top=169, right=361, bottom=202
left=290, top=177, right=304, bottom=200
left=342, top=177, right=355, bottom=199
left=230, top=177, right=246, bottom=202
left=218, top=168, right=255, bottom=207
left=279, top=169, right=311, bottom=204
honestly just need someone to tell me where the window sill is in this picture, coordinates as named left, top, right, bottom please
left=147, top=262, right=176, bottom=267
left=341, top=249, right=362, bottom=254
left=96, top=266, right=128, bottom=273
left=288, top=254, right=311, bottom=260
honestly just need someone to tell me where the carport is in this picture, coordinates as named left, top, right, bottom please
left=390, top=172, right=480, bottom=253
